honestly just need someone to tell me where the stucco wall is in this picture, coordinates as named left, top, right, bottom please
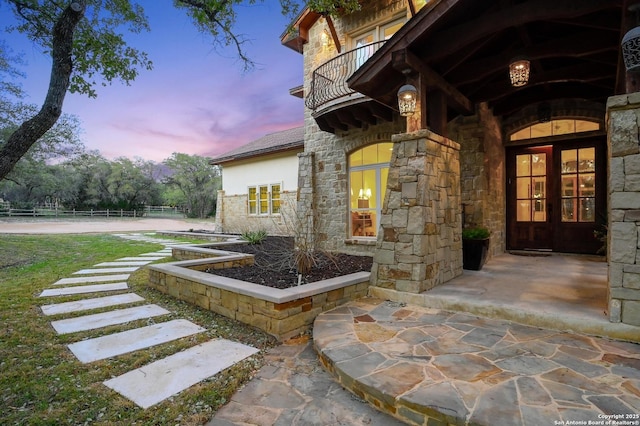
left=221, top=152, right=300, bottom=195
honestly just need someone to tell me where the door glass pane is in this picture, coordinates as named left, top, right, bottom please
left=516, top=155, right=530, bottom=176
left=562, top=150, right=577, bottom=173
left=562, top=175, right=576, bottom=197
left=579, top=148, right=595, bottom=172
left=517, top=177, right=530, bottom=198
left=517, top=200, right=531, bottom=221
left=579, top=174, right=595, bottom=197
left=580, top=198, right=595, bottom=222
left=562, top=198, right=575, bottom=221
left=531, top=154, right=546, bottom=176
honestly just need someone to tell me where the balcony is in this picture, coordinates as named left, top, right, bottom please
left=306, top=42, right=394, bottom=133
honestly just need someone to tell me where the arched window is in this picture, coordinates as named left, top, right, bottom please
left=510, top=119, right=600, bottom=141
left=348, top=143, right=393, bottom=238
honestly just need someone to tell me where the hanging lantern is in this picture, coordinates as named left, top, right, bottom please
left=509, top=57, right=530, bottom=87
left=623, top=26, right=640, bottom=72
left=397, top=84, right=417, bottom=116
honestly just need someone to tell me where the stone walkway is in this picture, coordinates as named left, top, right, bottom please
left=312, top=298, right=640, bottom=426
left=37, top=233, right=258, bottom=409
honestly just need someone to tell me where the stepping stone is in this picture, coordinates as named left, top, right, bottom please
left=94, top=261, right=152, bottom=267
left=67, top=319, right=205, bottom=363
left=41, top=293, right=145, bottom=316
left=118, top=257, right=165, bottom=261
left=39, top=282, right=128, bottom=297
left=51, top=304, right=170, bottom=334
left=103, top=339, right=259, bottom=408
left=54, top=274, right=130, bottom=285
left=73, top=267, right=140, bottom=275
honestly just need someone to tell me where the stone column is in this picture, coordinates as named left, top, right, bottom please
left=370, top=129, right=462, bottom=293
left=296, top=152, right=316, bottom=248
left=214, top=190, right=224, bottom=232
left=607, top=93, right=640, bottom=326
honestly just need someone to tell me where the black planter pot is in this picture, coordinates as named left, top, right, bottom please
left=462, top=238, right=489, bottom=270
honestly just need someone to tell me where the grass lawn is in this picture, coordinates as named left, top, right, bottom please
left=0, top=234, right=277, bottom=425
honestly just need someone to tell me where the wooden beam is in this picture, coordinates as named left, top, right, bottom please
left=392, top=49, right=473, bottom=114
left=325, top=15, right=342, bottom=54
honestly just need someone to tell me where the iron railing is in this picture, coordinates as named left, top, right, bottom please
left=305, top=41, right=386, bottom=111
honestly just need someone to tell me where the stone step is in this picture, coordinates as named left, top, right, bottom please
left=103, top=339, right=259, bottom=408
left=54, top=274, right=130, bottom=286
left=73, top=267, right=140, bottom=275
left=41, top=293, right=145, bottom=316
left=67, top=319, right=205, bottom=363
left=51, top=304, right=170, bottom=334
left=40, top=282, right=129, bottom=297
left=94, top=261, right=152, bottom=267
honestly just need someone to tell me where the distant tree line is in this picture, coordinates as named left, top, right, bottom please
left=0, top=102, right=220, bottom=218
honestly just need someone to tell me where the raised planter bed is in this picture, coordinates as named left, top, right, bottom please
left=147, top=244, right=370, bottom=341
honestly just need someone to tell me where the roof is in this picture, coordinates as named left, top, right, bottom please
left=210, top=126, right=305, bottom=165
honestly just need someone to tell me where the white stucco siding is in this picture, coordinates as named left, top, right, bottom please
left=221, top=153, right=300, bottom=195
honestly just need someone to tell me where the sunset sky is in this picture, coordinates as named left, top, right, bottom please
left=1, top=2, right=304, bottom=162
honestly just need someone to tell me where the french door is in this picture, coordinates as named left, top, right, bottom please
left=506, top=138, right=606, bottom=254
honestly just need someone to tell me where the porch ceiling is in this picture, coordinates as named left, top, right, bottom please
left=348, top=0, right=625, bottom=121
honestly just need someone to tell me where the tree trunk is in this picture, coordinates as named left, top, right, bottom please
left=0, top=2, right=85, bottom=181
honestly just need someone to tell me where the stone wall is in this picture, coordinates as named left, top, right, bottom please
left=214, top=190, right=297, bottom=236
left=300, top=0, right=407, bottom=256
left=449, top=103, right=505, bottom=258
left=606, top=93, right=640, bottom=327
left=370, top=129, right=462, bottom=293
left=148, top=260, right=370, bottom=341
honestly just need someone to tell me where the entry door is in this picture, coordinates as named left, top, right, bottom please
left=507, top=139, right=606, bottom=254
left=507, top=146, right=554, bottom=250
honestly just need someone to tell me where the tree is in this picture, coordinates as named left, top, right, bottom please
left=0, top=0, right=361, bottom=181
left=163, top=152, right=220, bottom=219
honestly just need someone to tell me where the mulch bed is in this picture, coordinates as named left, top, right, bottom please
left=205, top=236, right=373, bottom=289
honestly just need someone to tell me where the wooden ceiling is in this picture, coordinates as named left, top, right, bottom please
left=349, top=0, right=626, bottom=122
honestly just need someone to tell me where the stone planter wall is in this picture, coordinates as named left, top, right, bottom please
left=147, top=254, right=370, bottom=341
left=606, top=93, right=640, bottom=326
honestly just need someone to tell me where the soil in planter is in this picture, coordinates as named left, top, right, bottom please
left=206, top=236, right=373, bottom=289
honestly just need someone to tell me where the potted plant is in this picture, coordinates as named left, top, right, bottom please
left=462, top=227, right=490, bottom=271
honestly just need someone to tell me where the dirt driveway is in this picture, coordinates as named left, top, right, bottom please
left=0, top=218, right=217, bottom=234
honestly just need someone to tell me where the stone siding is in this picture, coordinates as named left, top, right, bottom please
left=607, top=93, right=640, bottom=326
left=449, top=104, right=506, bottom=258
left=370, top=129, right=463, bottom=293
left=300, top=0, right=408, bottom=256
left=215, top=190, right=297, bottom=236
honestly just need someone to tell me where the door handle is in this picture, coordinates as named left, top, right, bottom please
left=548, top=203, right=552, bottom=222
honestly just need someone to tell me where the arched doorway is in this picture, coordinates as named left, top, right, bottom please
left=506, top=119, right=606, bottom=254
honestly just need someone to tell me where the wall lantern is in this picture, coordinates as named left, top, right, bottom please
left=397, top=84, right=417, bottom=116
left=622, top=4, right=640, bottom=72
left=509, top=57, right=530, bottom=87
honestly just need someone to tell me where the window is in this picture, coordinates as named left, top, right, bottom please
left=351, top=17, right=405, bottom=67
left=247, top=183, right=282, bottom=216
left=561, top=148, right=595, bottom=222
left=510, top=119, right=600, bottom=141
left=349, top=143, right=393, bottom=238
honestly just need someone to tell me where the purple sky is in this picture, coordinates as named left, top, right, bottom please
left=1, top=2, right=304, bottom=162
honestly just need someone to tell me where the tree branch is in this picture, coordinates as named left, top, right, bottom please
left=0, top=1, right=85, bottom=181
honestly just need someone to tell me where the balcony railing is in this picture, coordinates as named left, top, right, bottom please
left=305, top=41, right=386, bottom=111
